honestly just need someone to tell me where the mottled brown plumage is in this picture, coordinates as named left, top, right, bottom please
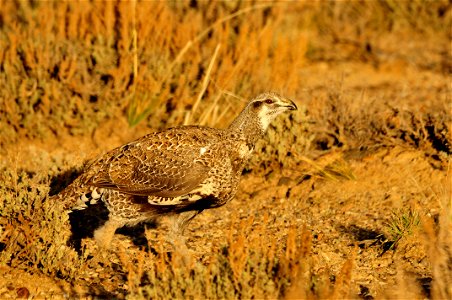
left=53, top=92, right=297, bottom=247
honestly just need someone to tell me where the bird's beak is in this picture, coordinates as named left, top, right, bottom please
left=282, top=99, right=297, bottom=111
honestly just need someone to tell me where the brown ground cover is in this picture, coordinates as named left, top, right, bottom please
left=1, top=1, right=451, bottom=298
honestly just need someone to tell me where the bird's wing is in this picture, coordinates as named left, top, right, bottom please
left=88, top=128, right=219, bottom=198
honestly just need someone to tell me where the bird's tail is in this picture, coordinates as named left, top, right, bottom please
left=49, top=177, right=104, bottom=211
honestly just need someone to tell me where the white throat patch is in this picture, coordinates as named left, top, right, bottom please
left=257, top=106, right=278, bottom=132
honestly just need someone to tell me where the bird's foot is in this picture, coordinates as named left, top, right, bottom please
left=93, top=217, right=122, bottom=249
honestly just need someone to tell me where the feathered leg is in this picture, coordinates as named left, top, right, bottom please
left=167, top=210, right=203, bottom=265
left=93, top=217, right=123, bottom=248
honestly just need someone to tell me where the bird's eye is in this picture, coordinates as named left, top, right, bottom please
left=265, top=99, right=274, bottom=104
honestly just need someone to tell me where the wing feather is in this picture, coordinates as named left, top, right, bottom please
left=87, top=127, right=220, bottom=198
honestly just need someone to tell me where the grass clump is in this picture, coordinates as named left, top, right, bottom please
left=0, top=168, right=86, bottom=281
left=385, top=208, right=421, bottom=250
left=305, top=85, right=451, bottom=158
left=126, top=223, right=352, bottom=299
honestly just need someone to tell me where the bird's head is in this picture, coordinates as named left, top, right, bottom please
left=249, top=92, right=298, bottom=132
left=228, top=92, right=298, bottom=140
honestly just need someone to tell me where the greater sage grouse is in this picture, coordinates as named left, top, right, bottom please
left=54, top=92, right=297, bottom=248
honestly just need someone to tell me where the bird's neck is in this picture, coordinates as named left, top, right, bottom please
left=228, top=107, right=265, bottom=147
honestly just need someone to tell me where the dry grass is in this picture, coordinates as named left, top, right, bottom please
left=2, top=1, right=450, bottom=147
left=0, top=0, right=451, bottom=298
left=0, top=167, right=86, bottom=282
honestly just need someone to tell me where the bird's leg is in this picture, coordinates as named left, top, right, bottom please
left=93, top=216, right=123, bottom=249
left=172, top=210, right=202, bottom=235
left=167, top=210, right=202, bottom=265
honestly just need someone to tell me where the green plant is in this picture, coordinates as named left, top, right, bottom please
left=385, top=208, right=421, bottom=250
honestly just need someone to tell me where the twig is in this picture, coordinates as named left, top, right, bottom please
left=166, top=3, right=273, bottom=81
left=186, top=44, right=221, bottom=125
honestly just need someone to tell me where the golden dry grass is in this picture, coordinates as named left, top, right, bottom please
left=0, top=0, right=451, bottom=298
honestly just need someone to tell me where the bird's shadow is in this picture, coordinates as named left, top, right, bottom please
left=68, top=204, right=157, bottom=253
left=337, top=224, right=394, bottom=254
left=50, top=169, right=156, bottom=253
left=49, top=167, right=82, bottom=196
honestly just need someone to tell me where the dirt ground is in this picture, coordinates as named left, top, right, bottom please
left=0, top=1, right=451, bottom=298
left=1, top=60, right=450, bottom=298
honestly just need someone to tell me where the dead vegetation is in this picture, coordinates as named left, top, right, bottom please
left=0, top=0, right=451, bottom=299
